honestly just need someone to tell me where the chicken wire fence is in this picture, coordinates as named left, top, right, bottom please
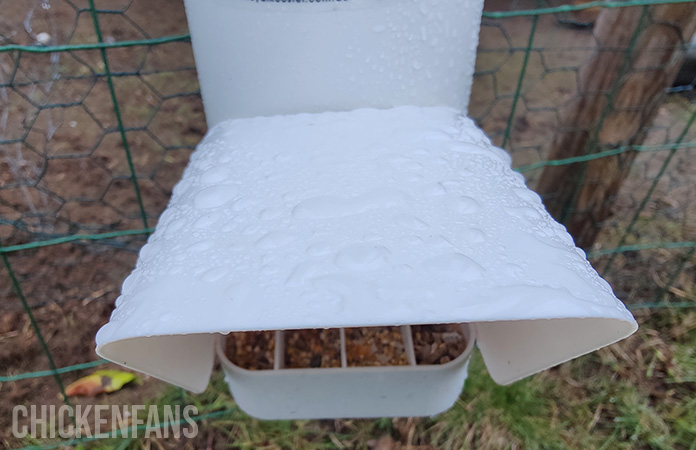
left=1, top=0, right=695, bottom=447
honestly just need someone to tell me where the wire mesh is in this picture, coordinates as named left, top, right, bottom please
left=1, top=0, right=695, bottom=447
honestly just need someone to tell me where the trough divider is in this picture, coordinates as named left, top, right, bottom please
left=339, top=328, right=347, bottom=368
left=274, top=330, right=285, bottom=370
left=401, top=325, right=417, bottom=366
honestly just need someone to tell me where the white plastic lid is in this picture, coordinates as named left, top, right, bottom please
left=96, top=106, right=637, bottom=392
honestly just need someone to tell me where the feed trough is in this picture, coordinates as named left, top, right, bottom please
left=95, top=0, right=638, bottom=419
left=220, top=325, right=475, bottom=418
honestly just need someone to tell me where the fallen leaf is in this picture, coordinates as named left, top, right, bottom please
left=65, top=370, right=136, bottom=397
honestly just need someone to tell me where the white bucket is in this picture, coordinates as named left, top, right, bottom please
left=183, top=0, right=484, bottom=125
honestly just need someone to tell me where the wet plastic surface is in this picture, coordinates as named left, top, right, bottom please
left=97, top=106, right=636, bottom=393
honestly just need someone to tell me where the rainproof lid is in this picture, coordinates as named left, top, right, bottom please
left=96, top=106, right=637, bottom=392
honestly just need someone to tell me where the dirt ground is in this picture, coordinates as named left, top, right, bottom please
left=1, top=0, right=695, bottom=447
left=0, top=0, right=205, bottom=443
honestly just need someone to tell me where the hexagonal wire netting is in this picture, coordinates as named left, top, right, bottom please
left=0, top=0, right=695, bottom=445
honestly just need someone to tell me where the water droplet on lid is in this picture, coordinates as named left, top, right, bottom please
left=260, top=264, right=280, bottom=275
left=597, top=276, right=613, bottom=292
left=188, top=240, right=214, bottom=252
left=202, top=267, right=228, bottom=283
left=164, top=218, right=186, bottom=236
left=293, top=188, right=410, bottom=219
left=304, top=300, right=323, bottom=314
left=200, top=167, right=230, bottom=185
left=286, top=262, right=323, bottom=287
left=446, top=196, right=480, bottom=214
left=426, top=235, right=457, bottom=251
left=404, top=235, right=424, bottom=246
left=505, top=206, right=542, bottom=222
left=230, top=196, right=256, bottom=212
left=219, top=153, right=234, bottom=164
left=557, top=230, right=576, bottom=247
left=306, top=241, right=332, bottom=256
left=395, top=214, right=430, bottom=230
left=255, top=231, right=296, bottom=249
left=335, top=244, right=391, bottom=271
left=512, top=171, right=527, bottom=184
left=424, top=253, right=483, bottom=281
left=139, top=242, right=162, bottom=260
left=122, top=275, right=137, bottom=294
left=242, top=224, right=263, bottom=236
left=363, top=233, right=382, bottom=242
left=513, top=187, right=542, bottom=205
left=421, top=182, right=447, bottom=197
left=503, top=263, right=524, bottom=278
left=461, top=228, right=486, bottom=243
left=259, top=206, right=284, bottom=220
left=193, top=185, right=239, bottom=209
left=193, top=212, right=222, bottom=229
left=392, top=264, right=414, bottom=275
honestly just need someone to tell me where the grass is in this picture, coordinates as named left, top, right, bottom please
left=29, top=307, right=688, bottom=450
left=8, top=308, right=692, bottom=450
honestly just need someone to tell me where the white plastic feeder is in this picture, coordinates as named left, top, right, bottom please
left=95, top=0, right=637, bottom=419
left=218, top=325, right=476, bottom=418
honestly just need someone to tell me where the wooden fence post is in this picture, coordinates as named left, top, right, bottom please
left=535, top=2, right=696, bottom=249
